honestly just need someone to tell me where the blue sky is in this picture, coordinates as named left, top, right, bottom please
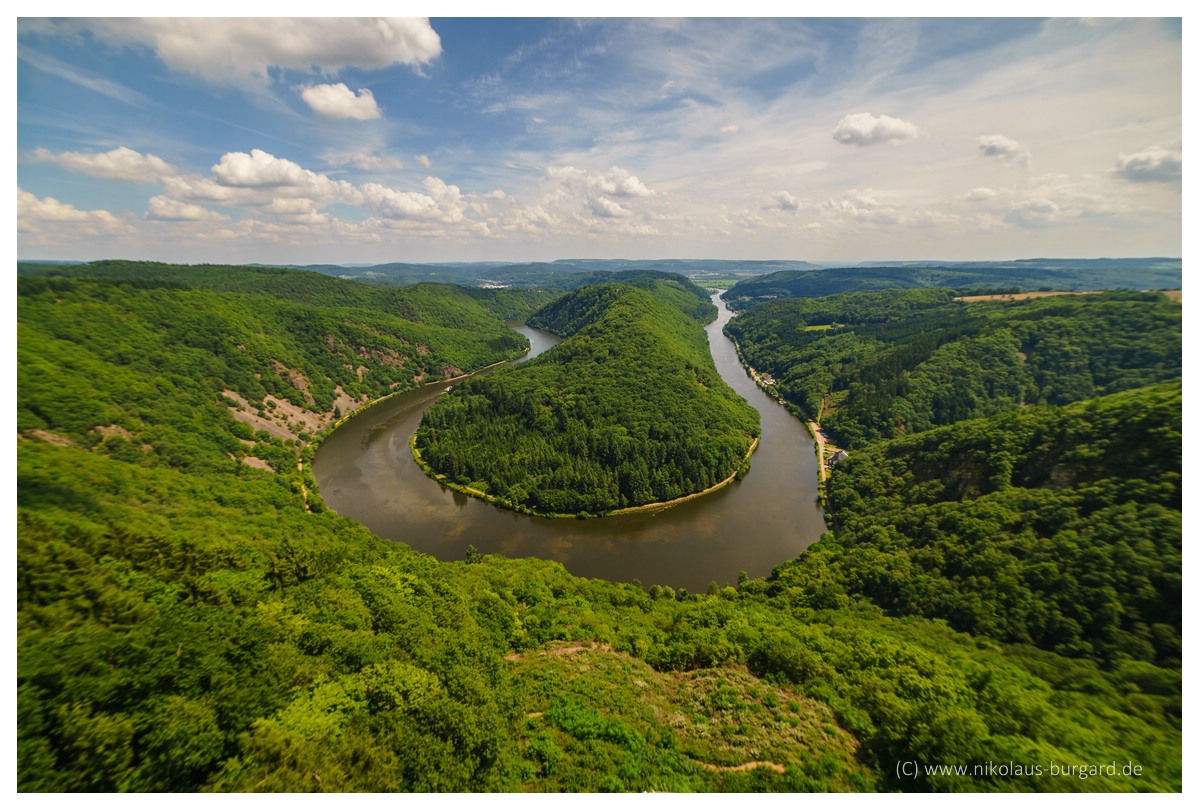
left=16, top=15, right=1183, bottom=264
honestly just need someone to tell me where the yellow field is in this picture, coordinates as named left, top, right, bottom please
left=956, top=289, right=1181, bottom=303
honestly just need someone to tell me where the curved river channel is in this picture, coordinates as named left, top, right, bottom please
left=313, top=294, right=826, bottom=592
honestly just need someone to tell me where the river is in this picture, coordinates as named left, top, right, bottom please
left=312, top=293, right=826, bottom=592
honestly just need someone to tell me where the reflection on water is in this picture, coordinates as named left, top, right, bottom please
left=312, top=296, right=826, bottom=591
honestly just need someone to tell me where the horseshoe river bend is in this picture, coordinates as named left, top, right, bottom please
left=312, top=294, right=826, bottom=592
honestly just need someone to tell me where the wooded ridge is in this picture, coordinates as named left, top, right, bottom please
left=415, top=278, right=760, bottom=516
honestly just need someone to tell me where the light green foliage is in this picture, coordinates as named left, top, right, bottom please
left=18, top=266, right=529, bottom=475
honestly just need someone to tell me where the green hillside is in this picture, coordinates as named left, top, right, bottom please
left=415, top=279, right=759, bottom=516
left=17, top=262, right=1181, bottom=792
left=816, top=383, right=1181, bottom=664
left=725, top=289, right=1181, bottom=448
left=18, top=269, right=530, bottom=479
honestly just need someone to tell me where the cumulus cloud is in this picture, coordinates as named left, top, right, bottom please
left=590, top=197, right=632, bottom=218
left=818, top=189, right=955, bottom=229
left=832, top=112, right=919, bottom=146
left=502, top=204, right=559, bottom=234
left=32, top=146, right=174, bottom=181
left=770, top=191, right=799, bottom=211
left=261, top=197, right=330, bottom=225
left=213, top=149, right=316, bottom=187
left=415, top=155, right=432, bottom=168
left=1004, top=198, right=1061, bottom=228
left=536, top=164, right=660, bottom=228
left=18, top=188, right=124, bottom=232
left=1114, top=145, right=1182, bottom=183
left=977, top=134, right=1029, bottom=166
left=548, top=165, right=656, bottom=198
left=160, top=174, right=247, bottom=204
left=208, top=149, right=358, bottom=204
left=38, top=18, right=442, bottom=85
left=357, top=183, right=440, bottom=219
left=157, top=148, right=472, bottom=229
left=962, top=187, right=999, bottom=201
left=146, top=195, right=228, bottom=221
left=301, top=83, right=381, bottom=120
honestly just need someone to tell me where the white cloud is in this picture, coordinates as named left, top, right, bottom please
left=502, top=204, right=559, bottom=234
left=832, top=112, right=919, bottom=147
left=209, top=149, right=358, bottom=204
left=32, top=146, right=174, bottom=182
left=301, top=83, right=381, bottom=120
left=415, top=155, right=432, bottom=168
left=18, top=188, right=125, bottom=233
left=770, top=191, right=799, bottom=211
left=357, top=183, right=440, bottom=219
left=44, top=18, right=442, bottom=85
left=213, top=149, right=315, bottom=188
left=1005, top=198, right=1062, bottom=228
left=146, top=195, right=228, bottom=221
left=262, top=198, right=330, bottom=225
left=1114, top=145, right=1181, bottom=183
left=549, top=165, right=656, bottom=199
left=589, top=197, right=632, bottom=218
left=156, top=149, right=473, bottom=229
left=977, top=134, right=1029, bottom=166
left=963, top=187, right=999, bottom=201
left=160, top=174, right=246, bottom=204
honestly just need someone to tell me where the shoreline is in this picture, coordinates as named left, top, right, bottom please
left=411, top=434, right=761, bottom=520
left=302, top=355, right=522, bottom=513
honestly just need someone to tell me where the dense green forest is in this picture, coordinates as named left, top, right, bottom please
left=18, top=268, right=532, bottom=480
left=17, top=262, right=1181, bottom=791
left=720, top=260, right=1181, bottom=309
left=725, top=289, right=1181, bottom=448
left=812, top=383, right=1181, bottom=664
left=415, top=278, right=759, bottom=515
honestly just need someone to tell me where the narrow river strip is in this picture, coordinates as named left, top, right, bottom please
left=312, top=297, right=827, bottom=592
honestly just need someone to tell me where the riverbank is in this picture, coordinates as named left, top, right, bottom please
left=411, top=434, right=761, bottom=520
left=725, top=333, right=843, bottom=504
left=312, top=302, right=826, bottom=591
left=302, top=358, right=518, bottom=513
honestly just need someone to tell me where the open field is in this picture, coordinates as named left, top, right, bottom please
left=956, top=289, right=1181, bottom=303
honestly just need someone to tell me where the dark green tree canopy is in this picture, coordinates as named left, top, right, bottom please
left=416, top=281, right=759, bottom=515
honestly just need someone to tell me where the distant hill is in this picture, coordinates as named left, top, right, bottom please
left=21, top=256, right=1180, bottom=296
left=721, top=259, right=1181, bottom=309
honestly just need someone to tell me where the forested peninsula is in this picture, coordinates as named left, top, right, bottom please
left=415, top=277, right=760, bottom=516
left=17, top=262, right=1181, bottom=792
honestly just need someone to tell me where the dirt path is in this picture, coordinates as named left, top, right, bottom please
left=699, top=760, right=786, bottom=774
left=808, top=421, right=827, bottom=484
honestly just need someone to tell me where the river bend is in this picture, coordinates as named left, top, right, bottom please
left=312, top=294, right=825, bottom=591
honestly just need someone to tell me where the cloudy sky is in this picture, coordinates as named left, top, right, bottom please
left=16, top=16, right=1183, bottom=264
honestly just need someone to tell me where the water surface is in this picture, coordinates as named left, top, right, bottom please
left=313, top=295, right=826, bottom=591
